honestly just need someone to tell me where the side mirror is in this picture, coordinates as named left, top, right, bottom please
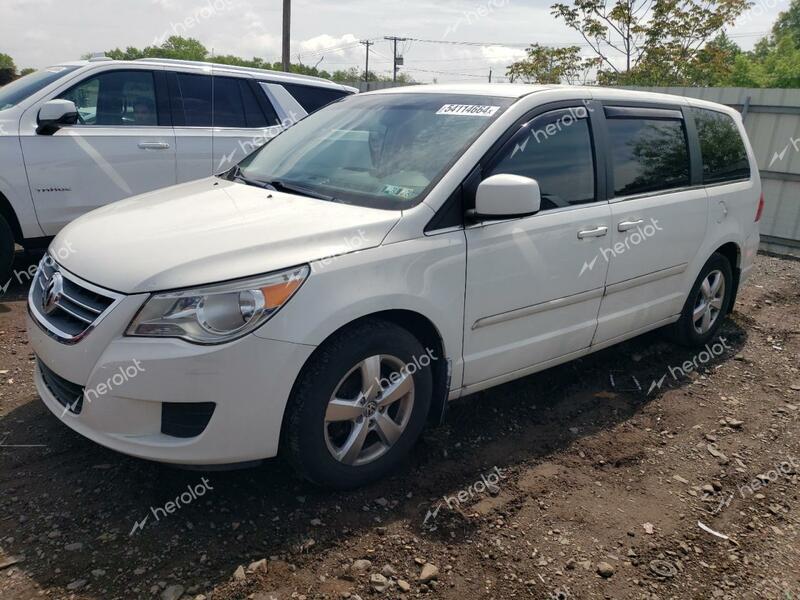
left=469, top=174, right=542, bottom=220
left=37, top=100, right=79, bottom=135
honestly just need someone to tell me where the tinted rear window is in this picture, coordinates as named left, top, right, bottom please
left=175, top=73, right=212, bottom=126
left=213, top=76, right=247, bottom=127
left=280, top=82, right=351, bottom=113
left=607, top=117, right=690, bottom=196
left=691, top=108, right=750, bottom=184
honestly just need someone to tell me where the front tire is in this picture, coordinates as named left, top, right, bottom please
left=669, top=252, right=733, bottom=347
left=0, top=215, right=15, bottom=288
left=283, top=318, right=433, bottom=489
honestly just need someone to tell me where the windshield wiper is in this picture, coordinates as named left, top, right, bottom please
left=227, top=165, right=277, bottom=191
left=267, top=179, right=336, bottom=202
left=227, top=167, right=336, bottom=202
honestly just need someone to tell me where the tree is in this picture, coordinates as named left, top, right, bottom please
left=551, top=0, right=751, bottom=85
left=711, top=0, right=800, bottom=88
left=0, top=53, right=17, bottom=86
left=506, top=44, right=599, bottom=84
left=773, top=0, right=800, bottom=47
left=95, top=37, right=410, bottom=84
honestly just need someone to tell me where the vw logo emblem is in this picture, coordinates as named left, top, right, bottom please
left=42, top=272, right=64, bottom=315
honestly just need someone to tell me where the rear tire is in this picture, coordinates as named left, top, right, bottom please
left=668, top=252, right=733, bottom=347
left=0, top=215, right=15, bottom=288
left=283, top=318, right=433, bottom=489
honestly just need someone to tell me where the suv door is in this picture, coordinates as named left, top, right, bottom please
left=462, top=102, right=612, bottom=388
left=167, top=70, right=213, bottom=182
left=593, top=105, right=708, bottom=344
left=20, top=68, right=176, bottom=235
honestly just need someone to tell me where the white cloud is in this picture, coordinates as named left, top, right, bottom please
left=480, top=45, right=526, bottom=64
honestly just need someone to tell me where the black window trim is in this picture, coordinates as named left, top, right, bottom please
left=425, top=98, right=608, bottom=234
left=56, top=68, right=168, bottom=128
left=598, top=100, right=697, bottom=202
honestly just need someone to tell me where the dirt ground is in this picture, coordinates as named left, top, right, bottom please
left=0, top=251, right=798, bottom=600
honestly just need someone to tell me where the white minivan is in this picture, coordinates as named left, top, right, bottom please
left=27, top=84, right=762, bottom=488
left=0, top=57, right=356, bottom=282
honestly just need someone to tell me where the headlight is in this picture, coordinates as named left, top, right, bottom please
left=126, top=265, right=309, bottom=344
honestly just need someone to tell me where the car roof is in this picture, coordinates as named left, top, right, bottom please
left=362, top=83, right=557, bottom=98
left=361, top=83, right=739, bottom=117
left=59, top=58, right=357, bottom=93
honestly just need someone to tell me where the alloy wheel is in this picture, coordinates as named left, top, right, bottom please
left=692, top=269, right=726, bottom=334
left=323, top=354, right=415, bottom=466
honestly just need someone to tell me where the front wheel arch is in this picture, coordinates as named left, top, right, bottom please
left=283, top=309, right=449, bottom=437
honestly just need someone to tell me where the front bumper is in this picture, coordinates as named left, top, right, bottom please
left=28, top=308, right=315, bottom=465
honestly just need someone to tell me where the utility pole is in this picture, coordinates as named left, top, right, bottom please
left=281, top=0, right=291, bottom=72
left=360, top=40, right=374, bottom=90
left=384, top=36, right=408, bottom=83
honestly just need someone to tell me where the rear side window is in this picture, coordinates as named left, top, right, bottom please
left=606, top=113, right=690, bottom=197
left=691, top=108, right=750, bottom=184
left=280, top=82, right=350, bottom=113
left=239, top=80, right=276, bottom=127
left=213, top=76, right=247, bottom=127
left=176, top=73, right=212, bottom=126
left=488, top=107, right=595, bottom=210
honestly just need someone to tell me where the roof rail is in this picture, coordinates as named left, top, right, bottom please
left=132, top=58, right=342, bottom=86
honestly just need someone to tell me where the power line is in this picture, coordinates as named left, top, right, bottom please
left=398, top=31, right=770, bottom=49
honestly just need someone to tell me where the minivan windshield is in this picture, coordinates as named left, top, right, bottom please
left=0, top=65, right=81, bottom=111
left=234, top=93, right=514, bottom=210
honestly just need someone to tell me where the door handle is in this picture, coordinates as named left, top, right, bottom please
left=617, top=219, right=644, bottom=232
left=138, top=141, right=170, bottom=150
left=577, top=226, right=608, bottom=239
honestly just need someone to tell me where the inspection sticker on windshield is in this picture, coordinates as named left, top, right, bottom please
left=436, top=104, right=500, bottom=117
left=382, top=185, right=416, bottom=199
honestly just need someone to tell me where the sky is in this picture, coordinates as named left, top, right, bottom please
left=0, top=0, right=788, bottom=83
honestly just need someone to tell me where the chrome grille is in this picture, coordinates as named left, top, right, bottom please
left=28, top=257, right=122, bottom=344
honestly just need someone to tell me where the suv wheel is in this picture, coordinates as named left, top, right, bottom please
left=283, top=318, right=433, bottom=488
left=669, top=252, right=733, bottom=347
left=0, top=215, right=15, bottom=288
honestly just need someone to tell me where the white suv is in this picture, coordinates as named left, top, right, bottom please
left=27, top=85, right=761, bottom=488
left=0, top=57, right=356, bottom=281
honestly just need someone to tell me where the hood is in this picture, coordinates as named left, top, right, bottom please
left=0, top=110, right=19, bottom=136
left=51, top=177, right=401, bottom=294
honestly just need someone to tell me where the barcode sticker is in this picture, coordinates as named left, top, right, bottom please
left=436, top=104, right=500, bottom=117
